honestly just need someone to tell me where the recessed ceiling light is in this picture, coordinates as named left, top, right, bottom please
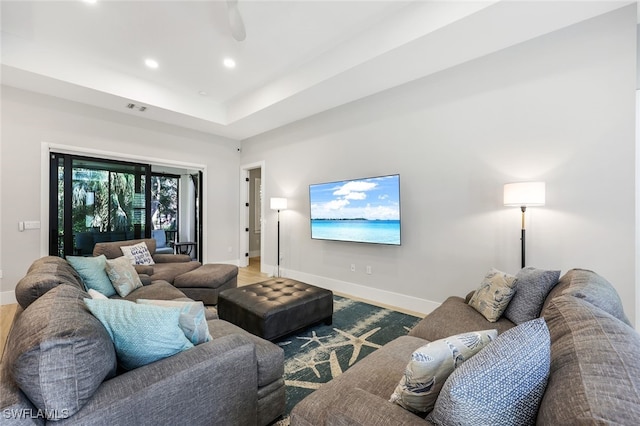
left=223, top=58, right=236, bottom=69
left=144, top=58, right=159, bottom=69
left=198, top=91, right=208, bottom=96
left=82, top=0, right=98, bottom=4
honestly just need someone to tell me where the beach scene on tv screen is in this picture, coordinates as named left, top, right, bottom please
left=310, top=175, right=401, bottom=245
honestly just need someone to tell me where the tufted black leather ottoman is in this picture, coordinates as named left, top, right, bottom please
left=217, top=278, right=333, bottom=341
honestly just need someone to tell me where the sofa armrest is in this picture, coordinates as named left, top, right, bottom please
left=152, top=254, right=192, bottom=263
left=325, top=388, right=430, bottom=426
left=63, top=334, right=259, bottom=425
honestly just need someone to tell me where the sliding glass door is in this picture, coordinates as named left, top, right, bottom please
left=49, top=153, right=151, bottom=257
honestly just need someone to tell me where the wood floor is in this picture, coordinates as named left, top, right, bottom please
left=238, top=256, right=269, bottom=286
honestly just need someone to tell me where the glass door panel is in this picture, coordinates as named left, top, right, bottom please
left=50, top=153, right=151, bottom=257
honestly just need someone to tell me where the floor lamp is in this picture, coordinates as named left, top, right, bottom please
left=270, top=197, right=287, bottom=279
left=503, top=182, right=545, bottom=268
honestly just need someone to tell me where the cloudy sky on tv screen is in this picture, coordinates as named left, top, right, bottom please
left=309, top=174, right=400, bottom=245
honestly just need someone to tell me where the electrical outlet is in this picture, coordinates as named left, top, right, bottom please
left=350, top=264, right=356, bottom=272
left=366, top=265, right=372, bottom=275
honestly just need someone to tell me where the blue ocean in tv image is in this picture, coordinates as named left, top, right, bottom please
left=311, top=219, right=400, bottom=245
left=309, top=174, right=401, bottom=245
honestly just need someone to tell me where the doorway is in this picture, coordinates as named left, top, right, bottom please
left=240, top=161, right=265, bottom=271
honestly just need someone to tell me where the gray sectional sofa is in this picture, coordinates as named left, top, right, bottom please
left=290, top=268, right=640, bottom=425
left=0, top=256, right=284, bottom=425
left=93, top=238, right=238, bottom=305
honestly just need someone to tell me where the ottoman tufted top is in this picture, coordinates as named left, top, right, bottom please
left=218, top=278, right=334, bottom=340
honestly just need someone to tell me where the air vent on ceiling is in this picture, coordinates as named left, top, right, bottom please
left=126, top=103, right=147, bottom=112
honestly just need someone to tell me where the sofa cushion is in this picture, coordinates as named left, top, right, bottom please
left=137, top=299, right=212, bottom=345
left=542, top=268, right=631, bottom=326
left=5, top=284, right=117, bottom=420
left=119, top=241, right=155, bottom=265
left=468, top=268, right=517, bottom=322
left=390, top=329, right=497, bottom=413
left=105, top=256, right=143, bottom=297
left=67, top=255, right=117, bottom=297
left=409, top=296, right=514, bottom=342
left=504, top=267, right=560, bottom=325
left=122, top=280, right=191, bottom=302
left=427, top=318, right=550, bottom=426
left=15, top=256, right=85, bottom=308
left=539, top=295, right=640, bottom=424
left=84, top=298, right=194, bottom=370
left=148, top=261, right=203, bottom=283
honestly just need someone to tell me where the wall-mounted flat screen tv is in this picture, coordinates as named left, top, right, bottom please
left=309, top=174, right=401, bottom=245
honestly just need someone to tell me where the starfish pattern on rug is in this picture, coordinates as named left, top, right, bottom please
left=297, top=330, right=330, bottom=348
left=289, top=353, right=330, bottom=378
left=325, top=327, right=382, bottom=366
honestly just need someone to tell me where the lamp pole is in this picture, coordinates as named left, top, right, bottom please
left=520, top=206, right=526, bottom=269
left=503, top=182, right=545, bottom=270
left=270, top=197, right=287, bottom=280
left=276, top=208, right=281, bottom=278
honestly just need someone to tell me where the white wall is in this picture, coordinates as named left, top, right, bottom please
left=241, top=7, right=638, bottom=322
left=0, top=86, right=241, bottom=302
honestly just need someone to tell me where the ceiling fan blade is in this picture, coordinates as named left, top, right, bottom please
left=227, top=0, right=246, bottom=41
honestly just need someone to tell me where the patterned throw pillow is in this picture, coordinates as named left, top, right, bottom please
left=427, top=318, right=550, bottom=426
left=84, top=298, right=193, bottom=370
left=468, top=268, right=517, bottom=322
left=105, top=256, right=144, bottom=297
left=137, top=299, right=212, bottom=345
left=504, top=267, right=560, bottom=324
left=390, top=329, right=497, bottom=413
left=120, top=242, right=155, bottom=265
left=66, top=254, right=117, bottom=297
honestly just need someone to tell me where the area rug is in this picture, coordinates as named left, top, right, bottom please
left=272, top=295, right=421, bottom=424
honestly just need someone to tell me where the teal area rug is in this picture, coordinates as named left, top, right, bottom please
left=272, top=295, right=421, bottom=422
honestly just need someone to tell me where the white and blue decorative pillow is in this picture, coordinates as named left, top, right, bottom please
left=427, top=318, right=550, bottom=426
left=67, top=255, right=116, bottom=297
left=136, top=299, right=212, bottom=345
left=105, top=256, right=143, bottom=297
left=84, top=298, right=193, bottom=370
left=504, top=267, right=560, bottom=324
left=120, top=242, right=155, bottom=265
left=390, top=329, right=497, bottom=413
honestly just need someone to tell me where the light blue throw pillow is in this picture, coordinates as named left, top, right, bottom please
left=67, top=255, right=116, bottom=297
left=84, top=298, right=193, bottom=370
left=136, top=299, right=212, bottom=345
left=427, top=318, right=550, bottom=426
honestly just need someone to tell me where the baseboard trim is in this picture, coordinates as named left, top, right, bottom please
left=1, top=291, right=17, bottom=306
left=274, top=267, right=439, bottom=317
